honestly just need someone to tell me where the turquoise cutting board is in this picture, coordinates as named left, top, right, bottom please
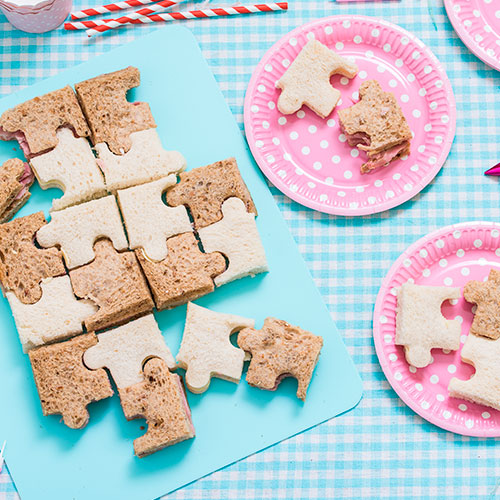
left=0, top=27, right=362, bottom=500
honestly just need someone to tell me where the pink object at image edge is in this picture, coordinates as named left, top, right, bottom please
left=485, top=162, right=500, bottom=176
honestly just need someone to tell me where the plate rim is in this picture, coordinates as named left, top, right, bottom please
left=373, top=220, right=500, bottom=437
left=444, top=0, right=500, bottom=72
left=244, top=14, right=457, bottom=217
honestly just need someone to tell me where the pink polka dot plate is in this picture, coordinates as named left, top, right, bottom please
left=445, top=0, right=500, bottom=72
left=373, top=222, right=500, bottom=437
left=244, top=16, right=456, bottom=216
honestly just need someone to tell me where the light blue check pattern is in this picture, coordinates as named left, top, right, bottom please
left=1, top=0, right=499, bottom=498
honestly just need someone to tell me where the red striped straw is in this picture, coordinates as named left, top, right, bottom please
left=71, top=0, right=175, bottom=20
left=64, top=2, right=288, bottom=36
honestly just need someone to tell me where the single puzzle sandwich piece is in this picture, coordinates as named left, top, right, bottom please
left=119, top=358, right=195, bottom=458
left=463, top=269, right=500, bottom=340
left=238, top=317, right=323, bottom=401
left=448, top=333, right=500, bottom=411
left=117, top=175, right=192, bottom=261
left=69, top=240, right=154, bottom=332
left=135, top=232, right=226, bottom=310
left=198, top=197, right=268, bottom=286
left=176, top=302, right=255, bottom=393
left=0, top=158, right=34, bottom=223
left=166, top=157, right=256, bottom=229
left=0, top=85, right=90, bottom=157
left=29, top=128, right=106, bottom=211
left=29, top=333, right=113, bottom=429
left=275, top=39, right=358, bottom=118
left=36, top=194, right=128, bottom=269
left=395, top=283, right=461, bottom=368
left=95, top=129, right=186, bottom=192
left=75, top=66, right=156, bottom=155
left=7, top=275, right=97, bottom=352
left=83, top=314, right=175, bottom=389
left=337, top=80, right=412, bottom=173
left=0, top=212, right=65, bottom=304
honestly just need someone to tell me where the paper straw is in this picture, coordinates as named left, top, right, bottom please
left=71, top=0, right=172, bottom=20
left=64, top=2, right=288, bottom=35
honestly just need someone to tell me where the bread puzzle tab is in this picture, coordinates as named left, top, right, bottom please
left=176, top=302, right=255, bottom=393
left=0, top=211, right=65, bottom=304
left=276, top=39, right=358, bottom=118
left=75, top=66, right=156, bottom=155
left=119, top=358, right=195, bottom=458
left=337, top=80, right=412, bottom=173
left=69, top=239, right=154, bottom=332
left=135, top=232, right=226, bottom=310
left=464, top=269, right=500, bottom=340
left=95, top=129, right=186, bottom=192
left=7, top=275, right=97, bottom=352
left=29, top=333, right=113, bottom=429
left=0, top=158, right=34, bottom=223
left=166, top=157, right=256, bottom=229
left=36, top=194, right=128, bottom=269
left=29, top=128, right=107, bottom=212
left=83, top=314, right=175, bottom=389
left=448, top=333, right=500, bottom=411
left=198, top=197, right=268, bottom=286
left=117, top=175, right=192, bottom=261
left=395, top=283, right=461, bottom=368
left=0, top=85, right=90, bottom=157
left=238, top=317, right=323, bottom=401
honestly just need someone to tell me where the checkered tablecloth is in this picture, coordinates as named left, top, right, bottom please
left=0, top=0, right=499, bottom=498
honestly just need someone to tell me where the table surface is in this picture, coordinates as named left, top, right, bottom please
left=0, top=1, right=499, bottom=499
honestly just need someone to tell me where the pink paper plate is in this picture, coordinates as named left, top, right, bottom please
left=445, top=0, right=500, bottom=72
left=373, top=221, right=500, bottom=437
left=244, top=16, right=456, bottom=216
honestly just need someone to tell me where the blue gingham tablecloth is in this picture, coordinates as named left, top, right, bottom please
left=1, top=1, right=499, bottom=498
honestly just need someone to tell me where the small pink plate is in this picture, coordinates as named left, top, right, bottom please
left=244, top=16, right=456, bottom=216
left=445, top=0, right=500, bottom=72
left=373, top=222, right=500, bottom=437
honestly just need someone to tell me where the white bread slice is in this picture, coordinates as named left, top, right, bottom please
left=198, top=197, right=268, bottom=286
left=36, top=195, right=128, bottom=269
left=176, top=302, right=254, bottom=393
left=117, top=175, right=192, bottom=262
left=30, top=128, right=106, bottom=212
left=84, top=314, right=175, bottom=389
left=448, top=333, right=500, bottom=411
left=395, top=283, right=461, bottom=368
left=7, top=275, right=97, bottom=352
left=95, top=129, right=186, bottom=192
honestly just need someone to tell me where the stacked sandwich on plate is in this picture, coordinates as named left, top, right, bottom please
left=0, top=67, right=324, bottom=458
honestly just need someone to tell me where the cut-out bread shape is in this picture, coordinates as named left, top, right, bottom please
left=166, top=157, right=256, bottom=229
left=238, top=317, right=323, bottom=401
left=75, top=66, right=156, bottom=155
left=135, top=232, right=226, bottom=310
left=29, top=333, right=113, bottom=429
left=0, top=212, right=65, bottom=304
left=0, top=158, right=34, bottom=223
left=69, top=240, right=154, bottom=332
left=395, top=283, right=461, bottom=368
left=83, top=314, right=175, bottom=389
left=117, top=175, right=192, bottom=261
left=276, top=39, right=358, bottom=118
left=0, top=85, right=90, bottom=157
left=119, top=358, right=195, bottom=457
left=337, top=80, right=412, bottom=173
left=198, top=197, right=268, bottom=286
left=464, top=269, right=500, bottom=340
left=36, top=195, right=128, bottom=269
left=448, top=333, right=500, bottom=411
left=95, top=129, right=186, bottom=192
left=176, top=302, right=255, bottom=393
left=30, top=128, right=106, bottom=212
left=7, top=275, right=97, bottom=352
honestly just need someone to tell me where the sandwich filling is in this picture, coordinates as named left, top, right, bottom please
left=15, top=162, right=34, bottom=200
left=0, top=128, right=32, bottom=157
